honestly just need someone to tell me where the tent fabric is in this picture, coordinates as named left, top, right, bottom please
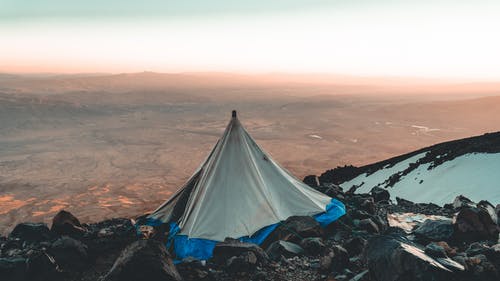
left=147, top=111, right=345, bottom=259
left=167, top=198, right=345, bottom=261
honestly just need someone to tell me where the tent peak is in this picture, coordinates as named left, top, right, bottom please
left=232, top=110, right=237, bottom=118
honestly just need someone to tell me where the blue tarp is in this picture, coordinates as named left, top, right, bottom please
left=144, top=198, right=345, bottom=261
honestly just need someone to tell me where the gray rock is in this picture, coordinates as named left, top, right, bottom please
left=102, top=239, right=181, bottom=281
left=413, top=219, right=454, bottom=243
left=9, top=223, right=54, bottom=243
left=266, top=240, right=304, bottom=261
left=212, top=238, right=268, bottom=265
left=49, top=236, right=88, bottom=271
left=366, top=235, right=463, bottom=281
left=300, top=237, right=326, bottom=255
left=425, top=243, right=448, bottom=258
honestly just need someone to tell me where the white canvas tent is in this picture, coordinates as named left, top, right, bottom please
left=147, top=111, right=345, bottom=259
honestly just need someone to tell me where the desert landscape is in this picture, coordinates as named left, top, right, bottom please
left=1, top=72, right=499, bottom=233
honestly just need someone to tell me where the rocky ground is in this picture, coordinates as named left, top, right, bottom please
left=1, top=178, right=499, bottom=281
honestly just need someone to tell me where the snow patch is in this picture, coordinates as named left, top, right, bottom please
left=341, top=152, right=427, bottom=193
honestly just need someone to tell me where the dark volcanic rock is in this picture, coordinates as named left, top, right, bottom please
left=212, top=238, right=268, bottom=265
left=300, top=237, right=326, bottom=256
left=9, top=223, right=54, bottom=243
left=454, top=207, right=499, bottom=242
left=49, top=236, right=88, bottom=271
left=370, top=187, right=390, bottom=203
left=226, top=251, right=258, bottom=273
left=425, top=243, right=448, bottom=258
left=303, top=175, right=320, bottom=188
left=102, top=239, right=181, bottom=281
left=344, top=237, right=368, bottom=257
left=266, top=240, right=304, bottom=261
left=330, top=245, right=349, bottom=272
left=413, top=219, right=454, bottom=243
left=51, top=210, right=86, bottom=238
left=358, top=218, right=380, bottom=234
left=453, top=195, right=475, bottom=209
left=26, top=251, right=60, bottom=281
left=0, top=257, right=27, bottom=281
left=264, top=216, right=323, bottom=246
left=366, top=235, right=463, bottom=281
left=318, top=165, right=362, bottom=185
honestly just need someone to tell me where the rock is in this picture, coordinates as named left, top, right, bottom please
left=303, top=175, right=320, bottom=188
left=425, top=243, right=447, bottom=258
left=102, top=239, right=181, bottom=281
left=358, top=218, right=379, bottom=233
left=331, top=245, right=349, bottom=272
left=360, top=198, right=376, bottom=214
left=266, top=240, right=304, bottom=261
left=396, top=197, right=415, bottom=207
left=0, top=258, right=27, bottom=281
left=454, top=207, right=499, bottom=242
left=477, top=201, right=498, bottom=225
left=51, top=210, right=86, bottom=237
left=84, top=218, right=137, bottom=256
left=226, top=251, right=258, bottom=273
left=365, top=235, right=463, bottom=281
left=176, top=258, right=211, bottom=281
left=413, top=219, right=454, bottom=243
left=344, top=237, right=367, bottom=257
left=264, top=216, right=323, bottom=246
left=496, top=204, right=500, bottom=224
left=453, top=195, right=475, bottom=209
left=465, top=242, right=495, bottom=258
left=465, top=254, right=499, bottom=281
left=26, top=251, right=60, bottom=281
left=212, top=238, right=268, bottom=265
left=370, top=187, right=390, bottom=203
left=435, top=241, right=456, bottom=257
left=349, top=270, right=369, bottom=281
left=319, top=251, right=334, bottom=272
left=49, top=236, right=88, bottom=271
left=9, top=223, right=54, bottom=243
left=300, top=237, right=326, bottom=255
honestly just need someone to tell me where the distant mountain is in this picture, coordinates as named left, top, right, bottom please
left=318, top=132, right=500, bottom=205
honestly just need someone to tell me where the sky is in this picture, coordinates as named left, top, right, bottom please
left=1, top=0, right=500, bottom=80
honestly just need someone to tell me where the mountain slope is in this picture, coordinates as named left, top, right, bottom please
left=319, top=132, right=500, bottom=205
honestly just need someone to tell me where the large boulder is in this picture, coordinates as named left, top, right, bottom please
left=263, top=216, right=323, bottom=246
left=51, top=210, right=86, bottom=238
left=454, top=207, right=499, bottom=242
left=266, top=240, right=304, bottom=261
left=365, top=235, right=464, bottom=281
left=413, top=219, right=454, bottom=243
left=212, top=239, right=268, bottom=265
left=49, top=236, right=89, bottom=271
left=102, top=239, right=181, bottom=281
left=9, top=223, right=54, bottom=243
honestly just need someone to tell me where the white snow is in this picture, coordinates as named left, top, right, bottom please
left=342, top=152, right=500, bottom=205
left=341, top=152, right=427, bottom=193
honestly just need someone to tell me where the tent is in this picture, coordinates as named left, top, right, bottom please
left=146, top=111, right=345, bottom=260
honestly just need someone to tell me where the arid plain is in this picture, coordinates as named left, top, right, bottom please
left=1, top=72, right=499, bottom=233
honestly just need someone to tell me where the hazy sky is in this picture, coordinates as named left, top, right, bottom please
left=1, top=0, right=499, bottom=79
